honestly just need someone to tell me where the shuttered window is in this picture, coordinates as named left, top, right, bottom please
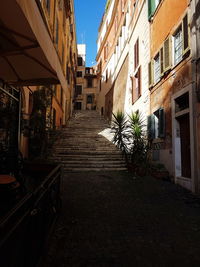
left=158, top=108, right=165, bottom=138
left=148, top=0, right=155, bottom=19
left=173, top=13, right=190, bottom=66
left=160, top=47, right=164, bottom=75
left=147, top=108, right=165, bottom=139
left=164, top=38, right=171, bottom=71
left=134, top=38, right=139, bottom=70
left=147, top=115, right=155, bottom=139
left=183, top=14, right=189, bottom=54
left=131, top=67, right=141, bottom=104
left=148, top=61, right=154, bottom=87
left=148, top=0, right=160, bottom=19
left=154, top=53, right=160, bottom=83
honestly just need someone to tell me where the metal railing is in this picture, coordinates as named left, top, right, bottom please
left=0, top=164, right=62, bottom=267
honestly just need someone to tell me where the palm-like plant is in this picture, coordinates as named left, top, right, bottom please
left=128, top=111, right=148, bottom=170
left=111, top=111, right=129, bottom=161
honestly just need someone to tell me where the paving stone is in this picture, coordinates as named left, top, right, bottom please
left=39, top=172, right=200, bottom=267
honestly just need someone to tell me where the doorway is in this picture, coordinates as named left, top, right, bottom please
left=173, top=89, right=194, bottom=191
left=176, top=113, right=191, bottom=178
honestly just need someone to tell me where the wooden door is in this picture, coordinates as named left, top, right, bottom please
left=178, top=113, right=191, bottom=178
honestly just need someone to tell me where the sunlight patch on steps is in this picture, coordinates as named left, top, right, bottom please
left=98, top=127, right=114, bottom=142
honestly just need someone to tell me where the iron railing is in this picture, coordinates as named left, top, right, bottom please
left=0, top=164, right=62, bottom=267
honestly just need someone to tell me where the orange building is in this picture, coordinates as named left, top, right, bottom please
left=147, top=0, right=199, bottom=192
left=96, top=0, right=129, bottom=120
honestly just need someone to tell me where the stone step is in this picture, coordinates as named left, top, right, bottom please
left=49, top=155, right=124, bottom=160
left=49, top=160, right=126, bottom=166
left=63, top=167, right=127, bottom=172
left=48, top=110, right=127, bottom=172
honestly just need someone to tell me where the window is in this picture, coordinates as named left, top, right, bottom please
left=148, top=60, right=154, bottom=88
left=77, top=71, right=82, bottom=78
left=164, top=38, right=171, bottom=71
left=173, top=14, right=189, bottom=66
left=148, top=0, right=160, bottom=19
left=147, top=108, right=165, bottom=139
left=106, top=69, right=108, bottom=83
left=173, top=27, right=182, bottom=65
left=154, top=53, right=160, bottom=83
left=45, top=0, right=50, bottom=13
left=75, top=85, right=82, bottom=96
left=87, top=95, right=93, bottom=104
left=131, top=66, right=141, bottom=104
left=87, top=77, right=93, bottom=88
left=78, top=57, right=83, bottom=66
left=60, top=87, right=63, bottom=107
left=55, top=17, right=59, bottom=45
left=85, top=68, right=91, bottom=74
left=74, top=102, right=82, bottom=110
left=66, top=66, right=70, bottom=84
left=134, top=38, right=139, bottom=70
left=104, top=43, right=109, bottom=61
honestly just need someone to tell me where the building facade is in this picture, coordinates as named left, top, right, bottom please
left=96, top=0, right=150, bottom=123
left=147, top=0, right=200, bottom=192
left=0, top=0, right=77, bottom=158
left=74, top=44, right=98, bottom=111
left=97, top=0, right=200, bottom=193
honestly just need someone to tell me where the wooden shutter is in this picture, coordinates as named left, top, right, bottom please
left=158, top=108, right=165, bottom=138
left=148, top=60, right=154, bottom=88
left=147, top=115, right=155, bottom=139
left=137, top=66, right=141, bottom=97
left=164, top=38, right=171, bottom=72
left=148, top=0, right=155, bottom=19
left=183, top=14, right=189, bottom=55
left=134, top=38, right=139, bottom=70
left=131, top=76, right=136, bottom=104
left=160, top=47, right=164, bottom=76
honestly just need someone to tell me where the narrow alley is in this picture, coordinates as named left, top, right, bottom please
left=1, top=0, right=200, bottom=266
left=39, top=111, right=200, bottom=267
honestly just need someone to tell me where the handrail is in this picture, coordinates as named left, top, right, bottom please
left=0, top=163, right=62, bottom=267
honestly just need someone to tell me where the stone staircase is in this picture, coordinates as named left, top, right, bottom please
left=48, top=110, right=127, bottom=172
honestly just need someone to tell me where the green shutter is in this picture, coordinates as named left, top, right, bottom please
left=148, top=0, right=155, bottom=20
left=147, top=115, right=155, bottom=139
left=158, top=108, right=165, bottom=138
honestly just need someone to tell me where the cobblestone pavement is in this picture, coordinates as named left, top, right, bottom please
left=40, top=171, right=200, bottom=267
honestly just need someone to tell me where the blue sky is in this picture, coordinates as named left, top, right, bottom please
left=74, top=0, right=107, bottom=66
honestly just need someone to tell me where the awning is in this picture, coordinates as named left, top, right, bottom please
left=0, top=0, right=67, bottom=91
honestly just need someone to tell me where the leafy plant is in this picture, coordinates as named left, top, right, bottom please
left=111, top=111, right=129, bottom=161
left=29, top=87, right=52, bottom=159
left=112, top=110, right=149, bottom=175
left=128, top=111, right=148, bottom=165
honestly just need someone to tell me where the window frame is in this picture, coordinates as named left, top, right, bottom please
left=75, top=85, right=82, bottom=96
left=172, top=13, right=190, bottom=67
left=147, top=108, right=165, bottom=140
left=131, top=66, right=141, bottom=104
left=153, top=52, right=160, bottom=84
left=76, top=71, right=82, bottom=78
left=134, top=38, right=139, bottom=70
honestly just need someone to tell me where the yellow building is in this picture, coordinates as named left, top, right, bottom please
left=0, top=0, right=77, bottom=158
